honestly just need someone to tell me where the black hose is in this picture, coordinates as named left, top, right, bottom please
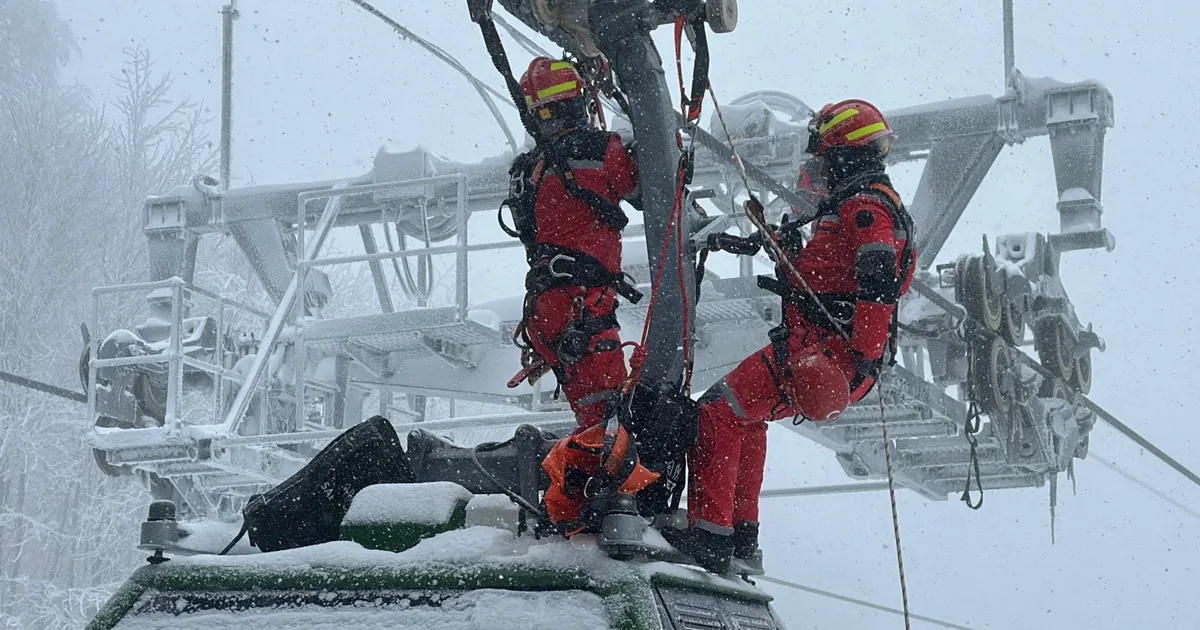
left=470, top=441, right=551, bottom=520
left=217, top=520, right=250, bottom=555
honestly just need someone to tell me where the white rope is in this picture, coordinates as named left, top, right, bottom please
left=878, top=376, right=912, bottom=629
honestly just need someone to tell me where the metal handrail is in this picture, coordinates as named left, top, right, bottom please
left=219, top=183, right=349, bottom=435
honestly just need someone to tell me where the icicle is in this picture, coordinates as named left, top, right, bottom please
left=1049, top=472, right=1058, bottom=545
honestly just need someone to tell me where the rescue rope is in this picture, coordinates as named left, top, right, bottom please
left=877, top=376, right=913, bottom=629
left=671, top=17, right=706, bottom=392
left=471, top=440, right=552, bottom=520
left=758, top=575, right=975, bottom=630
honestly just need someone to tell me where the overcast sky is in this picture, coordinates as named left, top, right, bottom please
left=56, top=1, right=1200, bottom=628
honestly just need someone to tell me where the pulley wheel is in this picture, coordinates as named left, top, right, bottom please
left=1000, top=297, right=1025, bottom=345
left=970, top=336, right=1013, bottom=417
left=961, top=256, right=1003, bottom=332
left=706, top=0, right=739, bottom=33
left=1038, top=375, right=1073, bottom=402
left=1070, top=349, right=1093, bottom=395
left=1035, top=319, right=1074, bottom=381
left=531, top=0, right=559, bottom=26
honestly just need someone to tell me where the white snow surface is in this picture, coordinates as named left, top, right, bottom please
left=463, top=494, right=520, bottom=533
left=175, top=525, right=763, bottom=598
left=343, top=482, right=473, bottom=526
left=174, top=519, right=258, bottom=555
left=178, top=526, right=630, bottom=584
left=112, top=589, right=609, bottom=630
left=1059, top=186, right=1095, bottom=202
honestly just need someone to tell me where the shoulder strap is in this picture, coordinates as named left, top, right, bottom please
left=860, top=183, right=917, bottom=367
left=542, top=135, right=630, bottom=232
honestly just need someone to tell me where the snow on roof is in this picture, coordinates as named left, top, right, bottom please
left=177, top=526, right=618, bottom=578
left=174, top=519, right=258, bottom=556
left=173, top=524, right=763, bottom=598
left=343, top=482, right=473, bottom=527
left=111, top=588, right=610, bottom=630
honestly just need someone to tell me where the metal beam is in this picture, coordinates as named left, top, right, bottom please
left=1002, top=0, right=1014, bottom=82
left=592, top=0, right=695, bottom=389
left=909, top=134, right=1006, bottom=268
left=358, top=225, right=394, bottom=313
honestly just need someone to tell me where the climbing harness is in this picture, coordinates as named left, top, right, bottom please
left=497, top=131, right=634, bottom=248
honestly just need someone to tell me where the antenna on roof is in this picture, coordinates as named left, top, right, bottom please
left=219, top=1, right=239, bottom=191
left=1002, top=0, right=1015, bottom=86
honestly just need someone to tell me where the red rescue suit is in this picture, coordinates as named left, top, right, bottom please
left=685, top=177, right=917, bottom=531
left=510, top=129, right=640, bottom=431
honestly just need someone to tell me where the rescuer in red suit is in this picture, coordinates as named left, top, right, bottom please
left=502, top=57, right=657, bottom=533
left=504, top=57, right=642, bottom=432
left=661, top=99, right=918, bottom=573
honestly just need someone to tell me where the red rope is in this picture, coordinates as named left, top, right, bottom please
left=673, top=15, right=703, bottom=123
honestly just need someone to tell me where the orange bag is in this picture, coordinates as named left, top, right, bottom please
left=541, top=423, right=660, bottom=532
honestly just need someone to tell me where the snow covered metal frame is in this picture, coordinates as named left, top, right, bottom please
left=80, top=2, right=1118, bottom=519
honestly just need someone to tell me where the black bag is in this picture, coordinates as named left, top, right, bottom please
left=623, top=383, right=699, bottom=516
left=242, top=415, right=414, bottom=552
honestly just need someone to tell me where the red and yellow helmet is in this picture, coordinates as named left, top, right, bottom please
left=805, top=99, right=895, bottom=157
left=519, top=57, right=586, bottom=113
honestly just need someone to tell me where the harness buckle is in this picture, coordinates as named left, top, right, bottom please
left=548, top=253, right=577, bottom=278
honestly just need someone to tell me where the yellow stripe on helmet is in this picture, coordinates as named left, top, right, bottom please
left=549, top=61, right=574, bottom=71
left=818, top=108, right=859, bottom=135
left=844, top=122, right=888, bottom=142
left=536, top=80, right=578, bottom=101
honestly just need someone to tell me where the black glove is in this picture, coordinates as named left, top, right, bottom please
left=705, top=232, right=762, bottom=256
left=624, top=140, right=638, bottom=160
left=851, top=351, right=882, bottom=388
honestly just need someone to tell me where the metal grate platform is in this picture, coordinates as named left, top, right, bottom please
left=304, top=307, right=505, bottom=356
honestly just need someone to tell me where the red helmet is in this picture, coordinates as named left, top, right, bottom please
left=782, top=346, right=851, bottom=421
left=519, top=57, right=586, bottom=112
left=805, top=99, right=895, bottom=157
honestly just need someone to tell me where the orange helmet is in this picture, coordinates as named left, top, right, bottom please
left=805, top=99, right=895, bottom=157
left=519, top=57, right=586, bottom=113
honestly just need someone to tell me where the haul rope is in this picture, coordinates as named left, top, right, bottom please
left=0, top=369, right=87, bottom=404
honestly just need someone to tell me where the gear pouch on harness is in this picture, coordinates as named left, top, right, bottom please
left=241, top=415, right=414, bottom=552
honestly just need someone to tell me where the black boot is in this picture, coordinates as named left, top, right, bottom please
left=731, top=521, right=764, bottom=575
left=733, top=521, right=759, bottom=559
left=660, top=525, right=734, bottom=574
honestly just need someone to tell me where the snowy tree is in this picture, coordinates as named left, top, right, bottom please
left=0, top=4, right=218, bottom=627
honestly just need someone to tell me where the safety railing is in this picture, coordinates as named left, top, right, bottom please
left=88, top=277, right=273, bottom=437
left=221, top=174, right=478, bottom=438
